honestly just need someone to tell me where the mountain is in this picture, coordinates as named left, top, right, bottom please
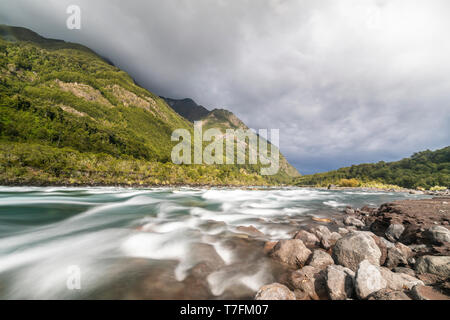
left=296, top=146, right=450, bottom=189
left=0, top=25, right=297, bottom=186
left=162, top=97, right=300, bottom=177
left=161, top=97, right=209, bottom=122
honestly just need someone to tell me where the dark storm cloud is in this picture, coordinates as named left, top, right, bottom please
left=1, top=0, right=449, bottom=173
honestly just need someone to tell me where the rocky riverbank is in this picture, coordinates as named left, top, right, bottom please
left=256, top=196, right=450, bottom=300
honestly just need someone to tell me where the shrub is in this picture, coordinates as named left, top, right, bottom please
left=338, top=178, right=360, bottom=187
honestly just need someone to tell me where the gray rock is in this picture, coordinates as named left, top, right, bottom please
left=424, top=226, right=450, bottom=244
left=355, top=260, right=387, bottom=299
left=385, top=224, right=405, bottom=242
left=288, top=266, right=328, bottom=300
left=293, top=230, right=320, bottom=248
left=255, top=283, right=296, bottom=300
left=344, top=216, right=365, bottom=228
left=415, top=255, right=450, bottom=277
left=308, top=249, right=334, bottom=269
left=344, top=207, right=355, bottom=215
left=332, top=232, right=382, bottom=271
left=270, top=239, right=312, bottom=267
left=380, top=237, right=396, bottom=249
left=311, top=225, right=332, bottom=241
left=326, top=264, right=355, bottom=300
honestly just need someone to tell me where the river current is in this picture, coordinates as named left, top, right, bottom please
left=0, top=186, right=429, bottom=299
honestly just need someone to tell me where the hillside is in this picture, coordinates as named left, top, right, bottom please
left=0, top=25, right=296, bottom=186
left=296, top=146, right=450, bottom=189
left=162, top=97, right=300, bottom=177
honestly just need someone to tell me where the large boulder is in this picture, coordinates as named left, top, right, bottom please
left=255, top=283, right=296, bottom=300
left=355, top=260, right=387, bottom=299
left=424, top=226, right=450, bottom=244
left=385, top=224, right=405, bottom=242
left=308, top=249, right=334, bottom=269
left=270, top=239, right=312, bottom=267
left=288, top=266, right=327, bottom=300
left=326, top=264, right=355, bottom=300
left=321, top=232, right=342, bottom=250
left=415, top=255, right=450, bottom=277
left=293, top=230, right=320, bottom=248
left=332, top=232, right=382, bottom=271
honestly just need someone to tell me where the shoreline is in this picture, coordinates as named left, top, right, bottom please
left=0, top=181, right=448, bottom=196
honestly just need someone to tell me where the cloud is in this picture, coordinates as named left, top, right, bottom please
left=1, top=0, right=449, bottom=173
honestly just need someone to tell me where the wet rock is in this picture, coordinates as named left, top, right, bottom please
left=326, top=264, right=355, bottom=300
left=344, top=207, right=355, bottom=215
left=355, top=260, right=387, bottom=299
left=393, top=267, right=416, bottom=277
left=255, top=283, right=296, bottom=300
left=411, top=285, right=450, bottom=300
left=308, top=249, right=334, bottom=269
left=270, top=239, right=312, bottom=268
left=424, top=226, right=450, bottom=244
left=332, top=232, right=382, bottom=271
left=367, top=288, right=412, bottom=300
left=293, top=230, right=320, bottom=248
left=415, top=255, right=450, bottom=277
left=288, top=266, right=327, bottom=300
left=385, top=224, right=405, bottom=242
left=379, top=267, right=423, bottom=290
left=344, top=216, right=365, bottom=228
left=236, top=225, right=264, bottom=237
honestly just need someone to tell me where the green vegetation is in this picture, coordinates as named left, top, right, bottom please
left=0, top=25, right=295, bottom=186
left=297, top=147, right=450, bottom=190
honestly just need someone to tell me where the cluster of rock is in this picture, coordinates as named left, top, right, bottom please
left=255, top=197, right=450, bottom=300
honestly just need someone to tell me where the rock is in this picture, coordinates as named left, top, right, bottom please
left=288, top=266, right=327, bottom=300
left=263, top=241, right=277, bottom=254
left=321, top=232, right=341, bottom=250
left=367, top=288, right=412, bottom=300
left=255, top=283, right=296, bottom=300
left=344, top=216, right=365, bottom=228
left=385, top=224, right=405, bottom=242
left=385, top=243, right=413, bottom=268
left=370, top=234, right=387, bottom=265
left=270, top=239, right=312, bottom=267
left=355, top=260, right=387, bottom=299
left=410, top=285, right=450, bottom=300
left=424, top=226, right=450, bottom=244
left=236, top=225, right=264, bottom=237
left=380, top=237, right=396, bottom=249
left=308, top=250, right=334, bottom=269
left=379, top=267, right=424, bottom=290
left=332, top=232, right=382, bottom=271
left=311, top=225, right=331, bottom=241
left=415, top=255, right=450, bottom=277
left=338, top=228, right=349, bottom=236
left=344, top=207, right=355, bottom=215
left=326, top=264, right=355, bottom=300
left=393, top=267, right=416, bottom=277
left=293, top=230, right=320, bottom=248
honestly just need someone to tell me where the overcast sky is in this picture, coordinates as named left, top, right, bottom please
left=1, top=0, right=449, bottom=174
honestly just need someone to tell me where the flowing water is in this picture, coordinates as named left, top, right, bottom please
left=0, top=186, right=430, bottom=299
